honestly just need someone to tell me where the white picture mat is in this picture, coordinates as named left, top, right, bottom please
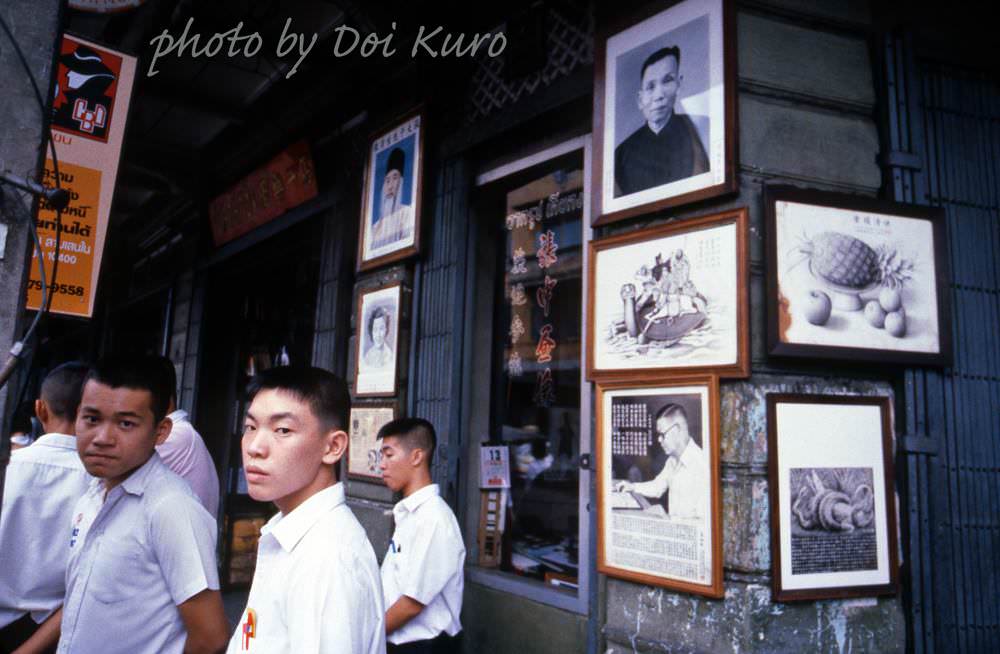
left=601, top=0, right=726, bottom=215
left=774, top=402, right=892, bottom=590
left=601, top=384, right=712, bottom=584
left=775, top=200, right=941, bottom=353
left=593, top=221, right=738, bottom=370
left=356, top=284, right=401, bottom=394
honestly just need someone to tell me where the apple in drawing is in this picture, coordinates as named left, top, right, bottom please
left=864, top=300, right=887, bottom=328
left=803, top=290, right=832, bottom=326
left=885, top=310, right=907, bottom=337
left=879, top=286, right=903, bottom=313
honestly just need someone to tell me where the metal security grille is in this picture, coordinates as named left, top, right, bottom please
left=466, top=3, right=593, bottom=124
left=882, top=35, right=1000, bottom=653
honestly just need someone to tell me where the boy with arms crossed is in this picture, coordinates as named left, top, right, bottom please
left=15, top=357, right=228, bottom=654
left=227, top=367, right=384, bottom=654
left=378, top=419, right=465, bottom=654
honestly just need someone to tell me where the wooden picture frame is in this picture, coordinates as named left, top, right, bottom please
left=357, top=107, right=424, bottom=272
left=346, top=402, right=397, bottom=483
left=354, top=281, right=402, bottom=397
left=592, top=0, right=737, bottom=226
left=766, top=394, right=899, bottom=602
left=587, top=207, right=749, bottom=380
left=765, top=185, right=953, bottom=366
left=596, top=375, right=723, bottom=598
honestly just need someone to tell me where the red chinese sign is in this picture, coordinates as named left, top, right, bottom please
left=208, top=141, right=318, bottom=246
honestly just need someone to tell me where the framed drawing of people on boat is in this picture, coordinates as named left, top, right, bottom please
left=592, top=0, right=737, bottom=226
left=358, top=108, right=424, bottom=272
left=586, top=207, right=749, bottom=380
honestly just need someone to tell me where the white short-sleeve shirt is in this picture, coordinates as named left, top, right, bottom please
left=156, top=410, right=220, bottom=517
left=0, top=434, right=91, bottom=628
left=57, top=454, right=219, bottom=654
left=381, top=484, right=465, bottom=645
left=226, top=483, right=386, bottom=654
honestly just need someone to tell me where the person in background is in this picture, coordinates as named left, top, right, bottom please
left=227, top=366, right=384, bottom=653
left=0, top=363, right=91, bottom=653
left=153, top=356, right=220, bottom=516
left=14, top=356, right=228, bottom=654
left=379, top=418, right=465, bottom=654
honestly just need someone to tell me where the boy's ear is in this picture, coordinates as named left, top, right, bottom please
left=409, top=446, right=426, bottom=468
left=322, top=429, right=349, bottom=465
left=154, top=417, right=173, bottom=446
left=35, top=398, right=48, bottom=425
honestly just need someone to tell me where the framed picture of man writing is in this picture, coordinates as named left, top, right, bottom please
left=358, top=108, right=424, bottom=271
left=592, top=0, right=737, bottom=226
left=596, top=375, right=723, bottom=597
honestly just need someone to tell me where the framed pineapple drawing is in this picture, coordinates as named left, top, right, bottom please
left=765, top=185, right=952, bottom=366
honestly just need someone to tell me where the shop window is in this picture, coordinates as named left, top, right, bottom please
left=468, top=137, right=591, bottom=611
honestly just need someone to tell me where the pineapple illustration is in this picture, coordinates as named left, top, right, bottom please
left=796, top=232, right=913, bottom=290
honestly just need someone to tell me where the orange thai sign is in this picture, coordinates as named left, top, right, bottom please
left=208, top=141, right=319, bottom=246
left=26, top=34, right=136, bottom=317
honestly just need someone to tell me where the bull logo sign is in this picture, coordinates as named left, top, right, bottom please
left=52, top=38, right=123, bottom=142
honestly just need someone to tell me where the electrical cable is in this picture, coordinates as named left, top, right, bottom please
left=0, top=11, right=65, bottom=395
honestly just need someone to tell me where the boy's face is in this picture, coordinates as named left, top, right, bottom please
left=379, top=435, right=414, bottom=494
left=242, top=389, right=345, bottom=514
left=76, top=380, right=170, bottom=489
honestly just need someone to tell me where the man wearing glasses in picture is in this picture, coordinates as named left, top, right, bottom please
left=614, top=403, right=707, bottom=519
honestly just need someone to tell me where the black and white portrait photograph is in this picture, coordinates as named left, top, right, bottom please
left=767, top=394, right=899, bottom=601
left=588, top=209, right=749, bottom=380
left=766, top=185, right=952, bottom=366
left=358, top=110, right=423, bottom=270
left=597, top=377, right=723, bottom=597
left=593, top=0, right=735, bottom=225
left=354, top=282, right=402, bottom=396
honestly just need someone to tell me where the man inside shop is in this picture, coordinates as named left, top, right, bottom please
left=614, top=45, right=709, bottom=196
left=0, top=363, right=91, bottom=652
left=227, top=366, right=385, bottom=653
left=379, top=418, right=465, bottom=653
left=614, top=403, right=707, bottom=519
left=371, top=147, right=414, bottom=251
left=13, top=356, right=229, bottom=654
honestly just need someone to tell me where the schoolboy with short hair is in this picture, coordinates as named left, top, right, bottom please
left=16, top=356, right=229, bottom=654
left=227, top=366, right=385, bottom=654
left=378, top=418, right=465, bottom=654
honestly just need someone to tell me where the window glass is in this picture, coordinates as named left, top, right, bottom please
left=489, top=158, right=584, bottom=589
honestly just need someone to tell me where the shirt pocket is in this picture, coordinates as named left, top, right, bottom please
left=89, top=536, right=145, bottom=604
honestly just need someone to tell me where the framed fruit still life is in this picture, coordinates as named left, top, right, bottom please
left=765, top=186, right=952, bottom=366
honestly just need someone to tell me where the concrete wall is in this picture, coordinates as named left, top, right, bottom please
left=0, top=0, right=61, bottom=468
left=601, top=2, right=907, bottom=652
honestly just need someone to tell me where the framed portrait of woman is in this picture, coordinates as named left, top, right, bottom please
left=354, top=281, right=402, bottom=397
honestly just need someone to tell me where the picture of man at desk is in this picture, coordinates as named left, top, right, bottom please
left=612, top=402, right=707, bottom=520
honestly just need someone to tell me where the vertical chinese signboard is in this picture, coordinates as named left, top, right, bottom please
left=26, top=34, right=136, bottom=317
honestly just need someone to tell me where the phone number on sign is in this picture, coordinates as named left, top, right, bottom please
left=27, top=280, right=85, bottom=296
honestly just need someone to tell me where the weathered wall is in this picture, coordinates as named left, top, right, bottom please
left=0, top=0, right=62, bottom=472
left=601, top=1, right=907, bottom=652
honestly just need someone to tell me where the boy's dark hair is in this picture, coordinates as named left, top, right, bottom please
left=377, top=417, right=437, bottom=466
left=246, top=366, right=350, bottom=433
left=85, top=357, right=171, bottom=423
left=40, top=361, right=90, bottom=422
left=152, top=355, right=178, bottom=404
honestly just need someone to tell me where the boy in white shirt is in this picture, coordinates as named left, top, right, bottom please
left=227, top=366, right=385, bottom=654
left=13, top=356, right=229, bottom=654
left=0, top=362, right=91, bottom=652
left=378, top=419, right=465, bottom=654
